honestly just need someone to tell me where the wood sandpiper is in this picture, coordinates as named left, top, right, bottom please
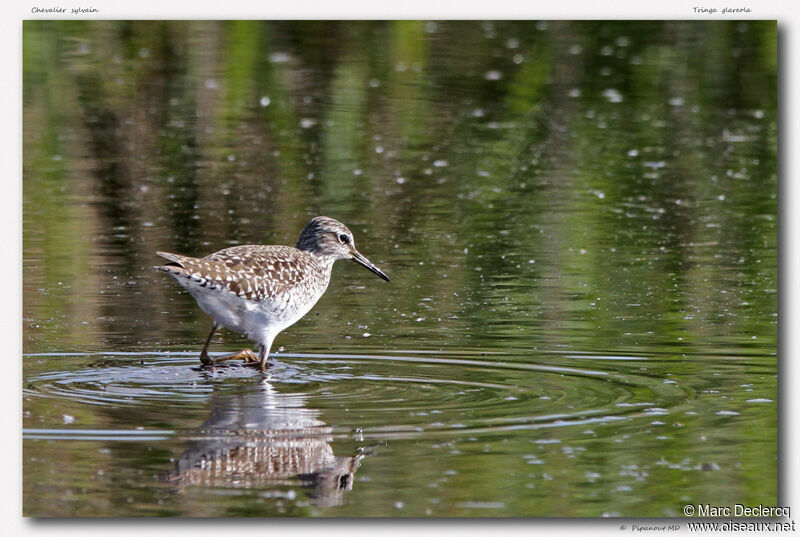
left=155, top=216, right=389, bottom=371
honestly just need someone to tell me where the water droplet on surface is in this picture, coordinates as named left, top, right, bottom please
left=602, top=88, right=623, bottom=103
left=269, top=52, right=290, bottom=63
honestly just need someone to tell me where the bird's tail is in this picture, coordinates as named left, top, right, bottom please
left=154, top=251, right=190, bottom=275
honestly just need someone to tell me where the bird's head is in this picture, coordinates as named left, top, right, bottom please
left=296, top=216, right=390, bottom=282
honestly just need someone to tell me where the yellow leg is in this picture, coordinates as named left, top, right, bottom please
left=198, top=324, right=260, bottom=366
left=258, top=342, right=272, bottom=372
left=199, top=324, right=218, bottom=365
left=213, top=348, right=259, bottom=364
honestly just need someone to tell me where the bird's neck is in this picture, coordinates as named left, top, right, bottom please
left=307, top=251, right=337, bottom=276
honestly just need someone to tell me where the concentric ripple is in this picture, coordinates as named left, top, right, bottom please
left=23, top=350, right=692, bottom=440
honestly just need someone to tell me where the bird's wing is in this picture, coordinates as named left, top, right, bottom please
left=155, top=246, right=314, bottom=300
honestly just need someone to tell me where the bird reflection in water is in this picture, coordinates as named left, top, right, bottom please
left=172, top=377, right=373, bottom=507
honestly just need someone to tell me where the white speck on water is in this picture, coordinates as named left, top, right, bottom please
left=353, top=168, right=362, bottom=176
left=300, top=118, right=315, bottom=129
left=473, top=108, right=485, bottom=118
left=369, top=78, right=380, bottom=88
left=602, top=88, right=623, bottom=103
left=569, top=44, right=582, bottom=55
left=62, top=414, right=75, bottom=424
left=669, top=97, right=684, bottom=106
left=628, top=149, right=639, bottom=157
left=746, top=398, right=772, bottom=403
left=269, top=52, right=290, bottom=63
left=644, top=161, right=666, bottom=169
left=394, top=501, right=404, bottom=509
left=396, top=177, right=406, bottom=184
left=513, top=54, right=524, bottom=64
left=362, top=332, right=371, bottom=338
left=433, top=159, right=449, bottom=167
left=259, top=96, right=271, bottom=107
left=484, top=70, right=502, bottom=81
left=715, top=410, right=740, bottom=416
left=375, top=146, right=384, bottom=154
left=568, top=88, right=581, bottom=98
left=227, top=154, right=236, bottom=162
left=204, top=79, right=219, bottom=90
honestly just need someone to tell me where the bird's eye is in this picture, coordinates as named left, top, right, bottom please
left=338, top=234, right=349, bottom=244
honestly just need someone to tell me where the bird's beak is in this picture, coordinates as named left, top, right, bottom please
left=352, top=251, right=390, bottom=282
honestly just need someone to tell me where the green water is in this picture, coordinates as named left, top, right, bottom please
left=23, top=20, right=777, bottom=517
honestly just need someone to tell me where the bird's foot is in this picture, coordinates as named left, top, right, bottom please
left=200, top=348, right=259, bottom=366
left=241, top=355, right=272, bottom=372
left=236, top=348, right=260, bottom=363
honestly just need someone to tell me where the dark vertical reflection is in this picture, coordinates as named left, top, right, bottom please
left=155, top=22, right=202, bottom=256
left=75, top=69, right=139, bottom=276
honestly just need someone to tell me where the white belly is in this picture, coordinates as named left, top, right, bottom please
left=176, top=274, right=326, bottom=345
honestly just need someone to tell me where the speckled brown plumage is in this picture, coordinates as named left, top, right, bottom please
left=156, top=245, right=327, bottom=302
left=155, top=216, right=389, bottom=371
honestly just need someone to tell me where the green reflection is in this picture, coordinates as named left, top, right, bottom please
left=23, top=20, right=776, bottom=517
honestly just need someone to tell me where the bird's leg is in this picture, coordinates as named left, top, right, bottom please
left=199, top=324, right=218, bottom=365
left=199, top=323, right=259, bottom=365
left=258, top=340, right=273, bottom=372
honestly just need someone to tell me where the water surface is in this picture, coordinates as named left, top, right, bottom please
left=23, top=20, right=777, bottom=517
